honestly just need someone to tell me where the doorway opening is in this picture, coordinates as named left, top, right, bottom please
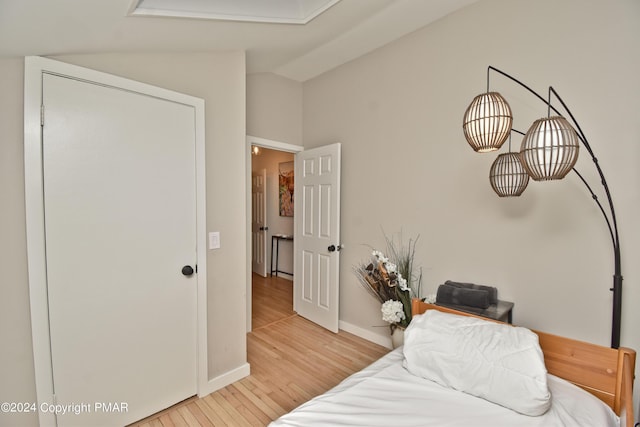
left=246, top=136, right=303, bottom=332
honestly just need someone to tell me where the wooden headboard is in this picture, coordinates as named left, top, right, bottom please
left=411, top=299, right=636, bottom=426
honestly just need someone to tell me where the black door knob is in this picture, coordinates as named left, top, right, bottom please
left=328, top=245, right=336, bottom=252
left=182, top=265, right=194, bottom=276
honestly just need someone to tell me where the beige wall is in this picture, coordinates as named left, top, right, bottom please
left=247, top=72, right=303, bottom=146
left=0, top=58, right=38, bottom=427
left=0, top=52, right=247, bottom=426
left=303, top=0, right=640, bottom=409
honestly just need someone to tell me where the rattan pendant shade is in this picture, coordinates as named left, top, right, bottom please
left=489, top=152, right=529, bottom=197
left=520, top=116, right=580, bottom=180
left=463, top=92, right=513, bottom=152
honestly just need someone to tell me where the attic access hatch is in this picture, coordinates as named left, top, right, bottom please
left=129, top=0, right=342, bottom=24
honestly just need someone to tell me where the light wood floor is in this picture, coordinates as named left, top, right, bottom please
left=130, top=273, right=389, bottom=427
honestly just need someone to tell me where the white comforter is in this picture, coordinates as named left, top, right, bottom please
left=270, top=348, right=619, bottom=427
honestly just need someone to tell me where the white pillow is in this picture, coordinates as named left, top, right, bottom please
left=403, top=310, right=551, bottom=416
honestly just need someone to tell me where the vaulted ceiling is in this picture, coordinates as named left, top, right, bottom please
left=0, top=0, right=476, bottom=81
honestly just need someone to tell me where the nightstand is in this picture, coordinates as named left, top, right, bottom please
left=435, top=300, right=514, bottom=324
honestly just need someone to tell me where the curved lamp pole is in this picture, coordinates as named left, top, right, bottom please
left=464, top=66, right=622, bottom=348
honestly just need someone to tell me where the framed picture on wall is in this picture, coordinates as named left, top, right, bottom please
left=279, top=161, right=294, bottom=217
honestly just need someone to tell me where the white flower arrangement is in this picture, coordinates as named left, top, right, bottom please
left=381, top=299, right=406, bottom=324
left=354, top=232, right=423, bottom=331
left=372, top=250, right=409, bottom=292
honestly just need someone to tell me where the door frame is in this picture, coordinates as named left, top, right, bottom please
left=24, top=56, right=208, bottom=425
left=245, top=135, right=303, bottom=332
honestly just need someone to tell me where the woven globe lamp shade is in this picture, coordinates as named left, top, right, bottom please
left=463, top=92, right=513, bottom=153
left=489, top=152, right=529, bottom=197
left=520, top=116, right=580, bottom=181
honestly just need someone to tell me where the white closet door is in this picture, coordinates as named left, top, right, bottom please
left=43, top=73, right=197, bottom=426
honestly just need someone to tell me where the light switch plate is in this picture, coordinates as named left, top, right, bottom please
left=209, top=231, right=220, bottom=249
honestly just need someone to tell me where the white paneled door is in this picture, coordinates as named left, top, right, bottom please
left=252, top=168, right=268, bottom=277
left=42, top=73, right=197, bottom=426
left=294, top=143, right=341, bottom=333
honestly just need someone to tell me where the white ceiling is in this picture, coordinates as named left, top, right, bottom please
left=0, top=0, right=476, bottom=82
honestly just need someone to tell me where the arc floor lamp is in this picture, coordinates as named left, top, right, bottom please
left=462, top=66, right=623, bottom=349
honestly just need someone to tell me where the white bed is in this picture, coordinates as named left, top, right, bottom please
left=270, top=347, right=619, bottom=427
left=270, top=301, right=635, bottom=427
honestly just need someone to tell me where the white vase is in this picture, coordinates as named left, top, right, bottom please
left=391, top=326, right=405, bottom=349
